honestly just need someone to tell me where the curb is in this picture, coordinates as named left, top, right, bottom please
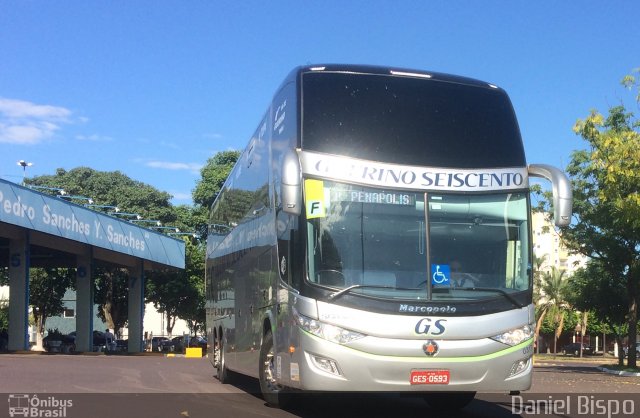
left=1, top=350, right=166, bottom=356
left=164, top=353, right=207, bottom=358
left=597, top=366, right=640, bottom=377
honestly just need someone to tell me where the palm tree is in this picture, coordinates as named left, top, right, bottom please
left=532, top=254, right=548, bottom=352
left=535, top=267, right=571, bottom=354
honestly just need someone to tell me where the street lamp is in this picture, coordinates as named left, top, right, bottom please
left=28, top=185, right=66, bottom=195
left=58, top=195, right=94, bottom=205
left=17, top=160, right=33, bottom=184
left=109, top=212, right=142, bottom=219
left=168, top=232, right=198, bottom=238
left=130, top=219, right=162, bottom=227
left=85, top=204, right=120, bottom=212
left=152, top=226, right=180, bottom=233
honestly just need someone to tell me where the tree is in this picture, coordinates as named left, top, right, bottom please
left=27, top=167, right=177, bottom=223
left=568, top=260, right=629, bottom=365
left=0, top=299, right=7, bottom=351
left=145, top=269, right=194, bottom=337
left=560, top=69, right=640, bottom=367
left=27, top=167, right=177, bottom=338
left=94, top=267, right=129, bottom=338
left=142, top=150, right=240, bottom=336
left=192, top=150, right=240, bottom=211
left=29, top=268, right=74, bottom=350
left=532, top=254, right=548, bottom=352
left=178, top=238, right=206, bottom=334
left=536, top=267, right=571, bottom=354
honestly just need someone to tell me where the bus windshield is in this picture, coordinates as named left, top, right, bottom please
left=302, top=71, right=525, bottom=168
left=306, top=180, right=530, bottom=301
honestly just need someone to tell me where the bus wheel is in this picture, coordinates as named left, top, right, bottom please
left=217, top=335, right=233, bottom=384
left=423, top=392, right=475, bottom=411
left=259, top=331, right=289, bottom=408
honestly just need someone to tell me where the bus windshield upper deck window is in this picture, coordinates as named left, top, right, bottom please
left=301, top=72, right=526, bottom=168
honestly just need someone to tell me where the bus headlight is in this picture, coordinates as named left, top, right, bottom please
left=491, top=324, right=534, bottom=346
left=294, top=311, right=366, bottom=344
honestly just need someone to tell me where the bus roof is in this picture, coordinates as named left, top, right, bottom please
left=291, top=64, right=500, bottom=90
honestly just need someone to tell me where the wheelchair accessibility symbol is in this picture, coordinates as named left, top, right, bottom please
left=431, top=264, right=451, bottom=286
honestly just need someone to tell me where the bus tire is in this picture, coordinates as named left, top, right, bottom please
left=259, top=331, right=289, bottom=408
left=423, top=392, right=475, bottom=411
left=216, top=335, right=234, bottom=384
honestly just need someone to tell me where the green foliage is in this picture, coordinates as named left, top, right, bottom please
left=568, top=261, right=627, bottom=329
left=146, top=269, right=196, bottom=336
left=30, top=268, right=74, bottom=336
left=0, top=298, right=8, bottom=332
left=45, top=328, right=64, bottom=339
left=94, top=267, right=129, bottom=336
left=179, top=238, right=206, bottom=333
left=537, top=267, right=571, bottom=347
left=26, top=167, right=176, bottom=224
left=192, top=150, right=240, bottom=210
left=532, top=254, right=548, bottom=306
left=621, top=67, right=640, bottom=105
left=18, top=151, right=243, bottom=339
left=26, top=167, right=179, bottom=337
left=559, top=67, right=640, bottom=366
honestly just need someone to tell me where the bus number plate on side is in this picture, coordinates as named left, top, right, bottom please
left=410, top=370, right=450, bottom=385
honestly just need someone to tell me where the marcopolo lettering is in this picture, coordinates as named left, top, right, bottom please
left=400, top=304, right=456, bottom=314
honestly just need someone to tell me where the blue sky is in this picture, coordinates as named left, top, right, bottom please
left=1, top=1, right=638, bottom=205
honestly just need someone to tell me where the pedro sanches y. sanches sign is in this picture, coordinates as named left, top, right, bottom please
left=0, top=180, right=187, bottom=269
left=0, top=190, right=145, bottom=252
left=300, top=151, right=528, bottom=192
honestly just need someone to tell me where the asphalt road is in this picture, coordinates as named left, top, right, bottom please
left=1, top=354, right=639, bottom=418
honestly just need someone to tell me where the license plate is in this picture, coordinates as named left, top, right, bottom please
left=410, top=369, right=450, bottom=385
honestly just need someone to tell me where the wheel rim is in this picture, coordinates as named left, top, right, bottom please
left=218, top=341, right=225, bottom=375
left=262, top=345, right=281, bottom=392
left=214, top=338, right=225, bottom=378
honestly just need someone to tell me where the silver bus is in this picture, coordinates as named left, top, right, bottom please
left=205, top=64, right=572, bottom=408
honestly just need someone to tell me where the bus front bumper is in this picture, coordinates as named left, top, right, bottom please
left=290, top=331, right=533, bottom=392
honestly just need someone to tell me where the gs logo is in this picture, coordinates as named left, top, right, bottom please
left=414, top=318, right=447, bottom=336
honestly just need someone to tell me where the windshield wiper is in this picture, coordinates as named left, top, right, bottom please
left=327, top=284, right=404, bottom=301
left=455, top=287, right=525, bottom=308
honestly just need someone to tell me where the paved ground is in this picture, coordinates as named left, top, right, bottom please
left=0, top=353, right=234, bottom=393
left=0, top=353, right=639, bottom=418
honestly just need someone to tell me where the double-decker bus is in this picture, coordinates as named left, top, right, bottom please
left=205, top=64, right=572, bottom=408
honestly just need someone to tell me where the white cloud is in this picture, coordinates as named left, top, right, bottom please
left=159, top=141, right=180, bottom=149
left=145, top=160, right=203, bottom=173
left=203, top=133, right=223, bottom=140
left=0, top=97, right=74, bottom=145
left=75, top=134, right=113, bottom=142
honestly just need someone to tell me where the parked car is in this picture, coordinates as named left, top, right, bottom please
left=187, top=336, right=208, bottom=351
left=561, top=342, right=594, bottom=356
left=43, top=331, right=75, bottom=353
left=623, top=342, right=640, bottom=358
left=115, top=339, right=128, bottom=352
left=150, top=336, right=170, bottom=352
left=164, top=336, right=207, bottom=352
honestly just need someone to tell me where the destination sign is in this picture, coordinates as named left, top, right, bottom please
left=331, top=190, right=415, bottom=206
left=300, top=151, right=529, bottom=192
